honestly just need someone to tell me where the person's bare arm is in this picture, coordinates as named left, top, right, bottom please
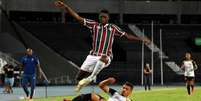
left=180, top=62, right=184, bottom=69
left=147, top=67, right=152, bottom=74
left=124, top=33, right=150, bottom=44
left=37, top=64, right=42, bottom=79
left=54, top=1, right=84, bottom=24
left=98, top=77, right=116, bottom=93
left=148, top=69, right=152, bottom=74
left=144, top=69, right=148, bottom=74
left=180, top=62, right=186, bottom=72
left=193, top=61, right=198, bottom=70
left=124, top=33, right=141, bottom=41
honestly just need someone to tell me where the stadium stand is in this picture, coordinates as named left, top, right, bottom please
left=16, top=22, right=201, bottom=84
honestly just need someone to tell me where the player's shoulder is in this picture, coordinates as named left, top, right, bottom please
left=21, top=56, right=27, bottom=60
left=32, top=55, right=39, bottom=60
left=110, top=23, right=121, bottom=29
left=183, top=59, right=193, bottom=62
left=109, top=88, right=117, bottom=95
left=110, top=23, right=118, bottom=27
left=182, top=59, right=188, bottom=62
left=84, top=18, right=98, bottom=23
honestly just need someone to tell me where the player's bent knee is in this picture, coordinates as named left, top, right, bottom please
left=100, top=55, right=109, bottom=64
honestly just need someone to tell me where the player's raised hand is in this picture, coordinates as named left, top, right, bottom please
left=54, top=0, right=65, bottom=8
left=107, top=77, right=116, bottom=84
left=143, top=38, right=151, bottom=45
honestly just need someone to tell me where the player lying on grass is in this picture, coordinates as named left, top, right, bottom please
left=63, top=92, right=105, bottom=101
left=99, top=77, right=133, bottom=101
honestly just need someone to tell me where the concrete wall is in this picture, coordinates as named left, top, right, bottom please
left=0, top=0, right=2, bottom=32
left=13, top=22, right=78, bottom=83
left=3, top=0, right=201, bottom=14
left=0, top=33, right=26, bottom=53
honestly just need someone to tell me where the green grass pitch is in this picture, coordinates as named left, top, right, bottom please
left=17, top=87, right=201, bottom=101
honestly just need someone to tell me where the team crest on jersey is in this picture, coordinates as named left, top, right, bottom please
left=109, top=27, right=112, bottom=31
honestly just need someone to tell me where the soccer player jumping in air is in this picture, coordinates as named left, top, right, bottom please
left=55, top=0, right=150, bottom=92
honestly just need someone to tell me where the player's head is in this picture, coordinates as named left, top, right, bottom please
left=185, top=52, right=191, bottom=60
left=145, top=63, right=150, bottom=67
left=120, top=81, right=133, bottom=97
left=99, top=9, right=109, bottom=24
left=26, top=48, right=33, bottom=56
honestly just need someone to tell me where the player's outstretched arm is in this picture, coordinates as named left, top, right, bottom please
left=54, top=0, right=84, bottom=24
left=98, top=77, right=116, bottom=93
left=124, top=33, right=150, bottom=44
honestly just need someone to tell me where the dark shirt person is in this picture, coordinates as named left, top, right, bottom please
left=4, top=64, right=14, bottom=93
left=144, top=63, right=152, bottom=91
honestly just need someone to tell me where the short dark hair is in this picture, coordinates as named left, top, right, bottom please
left=124, top=81, right=133, bottom=90
left=100, top=9, right=109, bottom=14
